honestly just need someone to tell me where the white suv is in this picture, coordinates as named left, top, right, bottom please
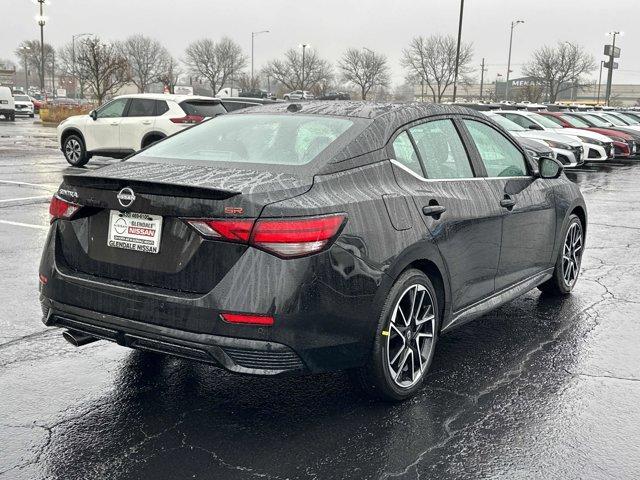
left=57, top=93, right=231, bottom=166
left=13, top=94, right=35, bottom=118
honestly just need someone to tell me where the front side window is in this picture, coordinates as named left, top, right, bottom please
left=392, top=131, right=423, bottom=176
left=136, top=114, right=355, bottom=166
left=464, top=120, right=528, bottom=177
left=127, top=98, right=156, bottom=117
left=97, top=98, right=128, bottom=118
left=409, top=119, right=474, bottom=179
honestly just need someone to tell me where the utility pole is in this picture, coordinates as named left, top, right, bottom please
left=36, top=0, right=46, bottom=96
left=479, top=58, right=487, bottom=100
left=452, top=0, right=465, bottom=102
left=605, top=31, right=621, bottom=106
left=51, top=49, right=55, bottom=98
left=251, top=30, right=269, bottom=87
left=596, top=60, right=604, bottom=104
left=505, top=19, right=524, bottom=101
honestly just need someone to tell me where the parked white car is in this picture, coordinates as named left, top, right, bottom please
left=496, top=110, right=614, bottom=162
left=13, top=94, right=34, bottom=118
left=486, top=112, right=584, bottom=168
left=57, top=93, right=228, bottom=166
left=0, top=86, right=15, bottom=121
left=283, top=90, right=314, bottom=101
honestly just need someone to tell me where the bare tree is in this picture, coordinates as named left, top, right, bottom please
left=523, top=42, right=595, bottom=103
left=15, top=40, right=55, bottom=91
left=57, top=42, right=86, bottom=98
left=401, top=34, right=473, bottom=103
left=75, top=37, right=129, bottom=105
left=157, top=56, right=182, bottom=93
left=338, top=48, right=390, bottom=100
left=119, top=35, right=171, bottom=93
left=264, top=48, right=333, bottom=92
left=184, top=38, right=246, bottom=95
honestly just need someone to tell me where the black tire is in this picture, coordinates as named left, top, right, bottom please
left=352, top=269, right=439, bottom=402
left=29, top=113, right=34, bottom=118
left=141, top=135, right=164, bottom=149
left=62, top=134, right=89, bottom=167
left=9, top=114, right=15, bottom=121
left=539, top=214, right=583, bottom=295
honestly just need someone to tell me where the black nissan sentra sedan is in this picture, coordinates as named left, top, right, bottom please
left=39, top=102, right=586, bottom=401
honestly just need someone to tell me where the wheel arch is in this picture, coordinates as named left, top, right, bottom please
left=60, top=127, right=86, bottom=149
left=570, top=204, right=587, bottom=236
left=141, top=131, right=166, bottom=149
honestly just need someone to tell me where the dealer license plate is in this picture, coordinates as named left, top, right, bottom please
left=107, top=210, right=163, bottom=254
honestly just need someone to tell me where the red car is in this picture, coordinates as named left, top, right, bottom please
left=540, top=111, right=635, bottom=158
left=29, top=96, right=43, bottom=114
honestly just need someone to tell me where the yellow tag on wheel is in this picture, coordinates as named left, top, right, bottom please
left=381, top=330, right=390, bottom=336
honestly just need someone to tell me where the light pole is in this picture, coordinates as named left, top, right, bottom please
left=505, top=19, right=524, bottom=101
left=35, top=0, right=47, bottom=96
left=479, top=57, right=487, bottom=101
left=19, top=46, right=31, bottom=92
left=452, top=0, right=465, bottom=102
left=605, top=31, right=621, bottom=106
left=72, top=33, right=91, bottom=99
left=596, top=60, right=604, bottom=104
left=251, top=30, right=269, bottom=87
left=299, top=44, right=309, bottom=90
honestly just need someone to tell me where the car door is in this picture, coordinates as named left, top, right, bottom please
left=85, top=98, right=128, bottom=151
left=389, top=117, right=504, bottom=314
left=119, top=98, right=157, bottom=151
left=461, top=119, right=556, bottom=291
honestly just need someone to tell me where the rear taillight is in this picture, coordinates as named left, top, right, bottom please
left=170, top=115, right=204, bottom=124
left=49, top=195, right=81, bottom=223
left=185, top=213, right=346, bottom=258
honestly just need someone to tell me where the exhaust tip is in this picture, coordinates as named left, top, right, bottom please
left=62, top=329, right=98, bottom=347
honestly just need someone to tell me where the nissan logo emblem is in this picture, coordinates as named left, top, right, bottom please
left=117, top=187, right=136, bottom=208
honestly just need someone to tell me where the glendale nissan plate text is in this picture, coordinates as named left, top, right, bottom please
left=39, top=102, right=586, bottom=401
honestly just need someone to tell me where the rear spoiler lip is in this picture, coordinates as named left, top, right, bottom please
left=62, top=173, right=241, bottom=201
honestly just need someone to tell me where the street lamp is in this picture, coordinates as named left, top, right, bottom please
left=299, top=44, right=309, bottom=90
left=251, top=30, right=269, bottom=86
left=505, top=19, right=524, bottom=101
left=35, top=0, right=49, bottom=96
left=452, top=0, right=465, bottom=102
left=604, top=31, right=622, bottom=106
left=72, top=33, right=91, bottom=99
left=19, top=46, right=31, bottom=92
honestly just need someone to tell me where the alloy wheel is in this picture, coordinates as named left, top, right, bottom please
left=65, top=139, right=81, bottom=163
left=386, top=284, right=436, bottom=388
left=562, top=222, right=583, bottom=287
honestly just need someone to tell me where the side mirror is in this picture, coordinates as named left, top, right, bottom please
left=89, top=110, right=97, bottom=120
left=538, top=157, right=563, bottom=179
left=528, top=124, right=543, bottom=130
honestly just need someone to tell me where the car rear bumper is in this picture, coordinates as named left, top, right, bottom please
left=42, top=298, right=306, bottom=375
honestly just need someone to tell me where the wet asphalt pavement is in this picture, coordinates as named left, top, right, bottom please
left=1, top=117, right=639, bottom=479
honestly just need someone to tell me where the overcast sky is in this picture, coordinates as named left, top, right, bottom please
left=2, top=0, right=639, bottom=87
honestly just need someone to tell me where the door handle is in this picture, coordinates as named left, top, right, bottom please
left=422, top=205, right=446, bottom=218
left=110, top=122, right=119, bottom=126
left=500, top=196, right=516, bottom=210
left=142, top=120, right=152, bottom=125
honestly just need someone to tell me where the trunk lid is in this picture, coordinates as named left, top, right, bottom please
left=56, top=161, right=312, bottom=293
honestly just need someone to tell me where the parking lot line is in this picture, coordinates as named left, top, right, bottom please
left=0, top=195, right=51, bottom=207
left=0, top=179, right=52, bottom=189
left=0, top=219, right=49, bottom=230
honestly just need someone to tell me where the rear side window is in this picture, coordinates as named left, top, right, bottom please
left=392, top=132, right=423, bottom=176
left=155, top=100, right=169, bottom=115
left=136, top=114, right=355, bottom=166
left=179, top=100, right=226, bottom=117
left=127, top=98, right=156, bottom=117
left=463, top=120, right=528, bottom=177
left=409, top=119, right=474, bottom=179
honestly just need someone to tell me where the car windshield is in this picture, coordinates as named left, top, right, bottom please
left=600, top=113, right=627, bottom=126
left=488, top=114, right=525, bottom=131
left=14, top=95, right=30, bottom=101
left=560, top=115, right=590, bottom=128
left=581, top=114, right=611, bottom=127
left=616, top=113, right=639, bottom=125
left=528, top=113, right=562, bottom=128
left=540, top=115, right=565, bottom=127
left=136, top=113, right=356, bottom=166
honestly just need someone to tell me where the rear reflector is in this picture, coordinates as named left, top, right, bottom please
left=185, top=213, right=347, bottom=258
left=170, top=115, right=204, bottom=124
left=221, top=313, right=274, bottom=326
left=49, top=195, right=80, bottom=223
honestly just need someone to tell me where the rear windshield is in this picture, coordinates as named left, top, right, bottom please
left=136, top=114, right=355, bottom=166
left=179, top=100, right=226, bottom=117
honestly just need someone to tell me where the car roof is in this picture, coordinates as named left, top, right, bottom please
left=115, top=93, right=218, bottom=102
